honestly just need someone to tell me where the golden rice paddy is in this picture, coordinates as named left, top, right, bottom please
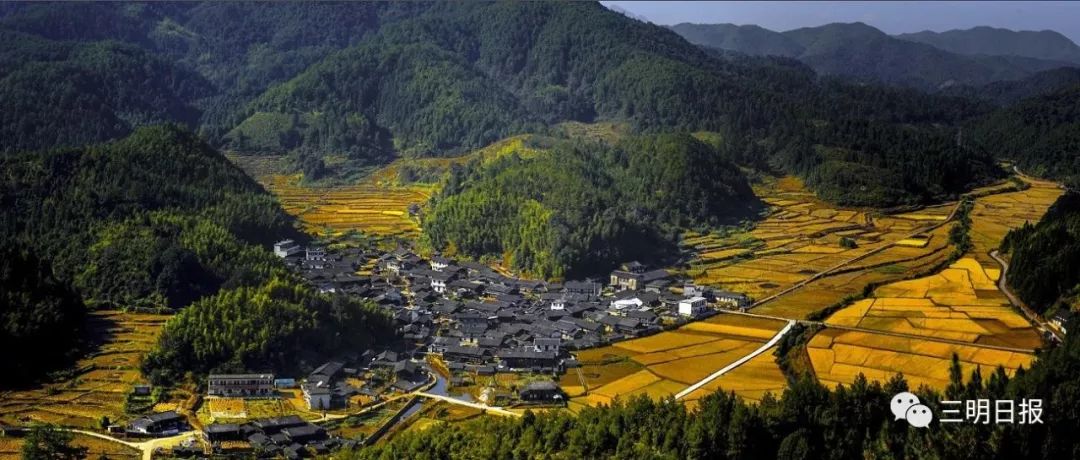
left=807, top=329, right=1035, bottom=391
left=683, top=176, right=948, bottom=307
left=824, top=258, right=1042, bottom=349
left=566, top=314, right=789, bottom=407
left=263, top=174, right=432, bottom=237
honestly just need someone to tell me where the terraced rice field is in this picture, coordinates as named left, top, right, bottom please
left=807, top=329, right=1035, bottom=391
left=825, top=258, right=1041, bottom=348
left=967, top=177, right=1062, bottom=266
left=683, top=176, right=946, bottom=305
left=0, top=433, right=140, bottom=460
left=0, top=311, right=181, bottom=429
left=801, top=179, right=1060, bottom=391
left=263, top=174, right=433, bottom=237
left=564, top=315, right=788, bottom=407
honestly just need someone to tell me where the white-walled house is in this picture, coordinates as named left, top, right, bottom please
left=678, top=296, right=708, bottom=317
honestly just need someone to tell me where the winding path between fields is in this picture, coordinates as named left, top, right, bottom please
left=674, top=320, right=796, bottom=400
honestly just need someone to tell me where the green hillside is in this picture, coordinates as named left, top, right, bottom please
left=0, top=30, right=211, bottom=153
left=423, top=134, right=759, bottom=278
left=898, top=26, right=1080, bottom=64
left=0, top=125, right=295, bottom=310
left=971, top=85, right=1080, bottom=183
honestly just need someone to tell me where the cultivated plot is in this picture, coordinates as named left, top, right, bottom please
left=0, top=311, right=185, bottom=429
left=565, top=315, right=788, bottom=407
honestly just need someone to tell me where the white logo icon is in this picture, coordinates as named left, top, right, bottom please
left=891, top=392, right=933, bottom=428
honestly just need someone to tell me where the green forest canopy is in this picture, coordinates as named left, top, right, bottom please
left=422, top=134, right=759, bottom=278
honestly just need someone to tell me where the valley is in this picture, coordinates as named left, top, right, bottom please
left=2, top=2, right=1080, bottom=459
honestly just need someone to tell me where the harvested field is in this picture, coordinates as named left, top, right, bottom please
left=0, top=310, right=183, bottom=429
left=263, top=174, right=431, bottom=237
left=807, top=329, right=1034, bottom=390
left=824, top=257, right=1042, bottom=348
left=568, top=314, right=787, bottom=407
left=683, top=176, right=946, bottom=304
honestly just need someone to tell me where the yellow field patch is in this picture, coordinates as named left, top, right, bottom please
left=591, top=370, right=662, bottom=398
left=614, top=332, right=722, bottom=354
left=825, top=258, right=1039, bottom=345
left=649, top=343, right=763, bottom=384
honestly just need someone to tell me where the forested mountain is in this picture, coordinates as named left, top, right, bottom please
left=971, top=85, right=1080, bottom=183
left=898, top=26, right=1080, bottom=64
left=0, top=30, right=211, bottom=153
left=423, top=134, right=759, bottom=278
left=0, top=125, right=397, bottom=382
left=943, top=67, right=1080, bottom=105
left=1001, top=193, right=1080, bottom=315
left=667, top=23, right=804, bottom=57
left=0, top=125, right=294, bottom=309
left=142, top=276, right=393, bottom=384
left=668, top=22, right=1076, bottom=90
left=352, top=333, right=1080, bottom=460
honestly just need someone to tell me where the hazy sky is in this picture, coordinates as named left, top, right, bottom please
left=603, top=1, right=1080, bottom=43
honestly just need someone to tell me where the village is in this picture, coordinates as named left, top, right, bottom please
left=275, top=238, right=751, bottom=375
left=101, top=239, right=751, bottom=458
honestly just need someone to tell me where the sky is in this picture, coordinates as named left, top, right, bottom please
left=602, top=1, right=1080, bottom=43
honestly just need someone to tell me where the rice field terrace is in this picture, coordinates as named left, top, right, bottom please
left=803, top=178, right=1062, bottom=392
left=0, top=311, right=187, bottom=430
left=262, top=174, right=433, bottom=238
left=562, top=314, right=789, bottom=410
left=681, top=176, right=948, bottom=306
left=569, top=174, right=1059, bottom=406
left=825, top=258, right=1041, bottom=348
left=0, top=433, right=140, bottom=460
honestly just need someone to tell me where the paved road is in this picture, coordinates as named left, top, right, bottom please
left=414, top=392, right=522, bottom=417
left=674, top=320, right=796, bottom=400
left=990, top=249, right=1060, bottom=342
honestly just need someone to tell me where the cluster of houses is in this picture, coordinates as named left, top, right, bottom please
left=274, top=241, right=752, bottom=377
left=203, top=415, right=353, bottom=459
left=208, top=353, right=429, bottom=413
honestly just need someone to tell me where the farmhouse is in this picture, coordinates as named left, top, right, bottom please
left=273, top=240, right=302, bottom=258
left=519, top=381, right=563, bottom=402
left=303, top=361, right=349, bottom=410
left=129, top=411, right=185, bottom=435
left=431, top=256, right=454, bottom=272
left=715, top=290, right=751, bottom=309
left=207, top=374, right=275, bottom=397
left=392, top=361, right=427, bottom=391
left=431, top=271, right=456, bottom=294
left=678, top=296, right=708, bottom=317
left=205, top=423, right=243, bottom=442
left=564, top=280, right=602, bottom=297
left=609, top=262, right=669, bottom=291
left=252, top=416, right=306, bottom=434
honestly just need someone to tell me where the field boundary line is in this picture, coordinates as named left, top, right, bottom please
left=674, top=320, right=795, bottom=400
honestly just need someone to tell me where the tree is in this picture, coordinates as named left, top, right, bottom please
left=21, top=424, right=86, bottom=460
